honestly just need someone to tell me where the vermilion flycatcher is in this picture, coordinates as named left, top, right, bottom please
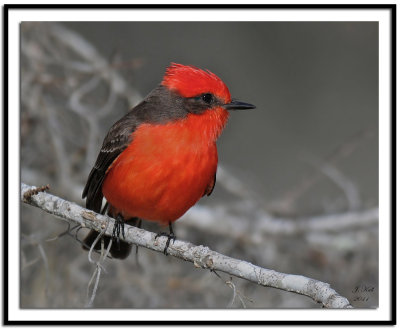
left=82, top=63, right=255, bottom=259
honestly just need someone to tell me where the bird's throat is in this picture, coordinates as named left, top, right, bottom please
left=134, top=106, right=229, bottom=152
left=182, top=106, right=230, bottom=145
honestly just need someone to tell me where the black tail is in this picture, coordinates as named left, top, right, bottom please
left=82, top=217, right=141, bottom=260
left=82, top=229, right=132, bottom=260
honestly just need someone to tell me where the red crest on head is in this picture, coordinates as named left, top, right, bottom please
left=161, top=63, right=231, bottom=103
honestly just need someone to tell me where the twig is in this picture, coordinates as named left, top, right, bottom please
left=268, top=128, right=375, bottom=214
left=86, top=238, right=112, bottom=308
left=225, top=277, right=253, bottom=308
left=310, top=160, right=361, bottom=211
left=20, top=182, right=352, bottom=308
left=37, top=243, right=50, bottom=300
left=211, top=271, right=252, bottom=308
left=23, top=184, right=50, bottom=201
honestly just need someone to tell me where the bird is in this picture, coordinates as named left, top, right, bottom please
left=82, top=63, right=255, bottom=259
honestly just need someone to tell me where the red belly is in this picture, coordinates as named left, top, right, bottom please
left=102, top=121, right=218, bottom=224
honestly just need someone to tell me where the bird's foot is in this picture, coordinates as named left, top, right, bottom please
left=155, top=232, right=176, bottom=255
left=155, top=222, right=175, bottom=255
left=112, top=214, right=125, bottom=250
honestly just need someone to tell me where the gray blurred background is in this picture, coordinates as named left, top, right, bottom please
left=21, top=21, right=378, bottom=309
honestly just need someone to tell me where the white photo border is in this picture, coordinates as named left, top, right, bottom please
left=4, top=4, right=395, bottom=324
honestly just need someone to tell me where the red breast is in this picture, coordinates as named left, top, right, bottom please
left=102, top=106, right=229, bottom=224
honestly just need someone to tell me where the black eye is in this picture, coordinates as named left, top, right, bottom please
left=202, top=93, right=213, bottom=104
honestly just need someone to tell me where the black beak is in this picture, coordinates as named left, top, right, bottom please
left=223, top=100, right=256, bottom=110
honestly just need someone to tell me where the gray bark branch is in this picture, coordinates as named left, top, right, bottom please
left=21, top=183, right=352, bottom=308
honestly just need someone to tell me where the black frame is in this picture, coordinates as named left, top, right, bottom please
left=3, top=3, right=396, bottom=325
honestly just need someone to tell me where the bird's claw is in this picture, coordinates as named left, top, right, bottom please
left=155, top=232, right=176, bottom=255
left=155, top=223, right=176, bottom=255
left=112, top=214, right=125, bottom=250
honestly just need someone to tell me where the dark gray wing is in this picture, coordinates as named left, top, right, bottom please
left=82, top=111, right=140, bottom=213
